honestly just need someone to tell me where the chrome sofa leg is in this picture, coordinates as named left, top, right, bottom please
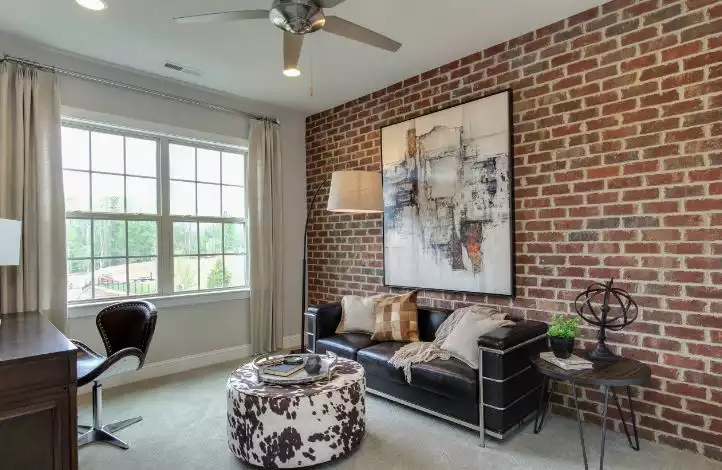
left=78, top=382, right=142, bottom=450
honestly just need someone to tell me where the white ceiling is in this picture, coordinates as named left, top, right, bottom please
left=0, top=0, right=606, bottom=113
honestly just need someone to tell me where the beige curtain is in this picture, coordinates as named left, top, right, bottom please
left=0, top=62, right=67, bottom=331
left=248, top=120, right=284, bottom=353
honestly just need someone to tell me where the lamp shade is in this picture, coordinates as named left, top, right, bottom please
left=327, top=171, right=383, bottom=213
left=0, top=219, right=21, bottom=266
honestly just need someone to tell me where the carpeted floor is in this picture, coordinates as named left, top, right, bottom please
left=78, top=361, right=722, bottom=470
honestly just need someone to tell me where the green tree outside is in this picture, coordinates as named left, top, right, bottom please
left=206, top=258, right=231, bottom=289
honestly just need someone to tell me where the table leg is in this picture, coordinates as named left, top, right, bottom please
left=572, top=382, right=589, bottom=470
left=534, top=377, right=552, bottom=434
left=612, top=386, right=641, bottom=451
left=599, top=386, right=611, bottom=470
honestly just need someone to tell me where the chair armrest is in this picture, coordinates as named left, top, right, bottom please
left=307, top=303, right=342, bottom=339
left=71, top=339, right=103, bottom=358
left=478, top=320, right=548, bottom=352
left=80, top=347, right=145, bottom=384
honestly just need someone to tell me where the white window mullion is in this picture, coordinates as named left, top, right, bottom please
left=158, top=136, right=174, bottom=296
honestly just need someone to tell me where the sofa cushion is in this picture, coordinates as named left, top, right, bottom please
left=316, top=333, right=377, bottom=360
left=410, top=357, right=478, bottom=403
left=356, top=342, right=407, bottom=384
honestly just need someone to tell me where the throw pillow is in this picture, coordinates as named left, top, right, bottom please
left=440, top=311, right=514, bottom=368
left=336, top=295, right=385, bottom=334
left=371, top=291, right=420, bottom=342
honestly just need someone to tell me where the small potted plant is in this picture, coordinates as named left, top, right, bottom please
left=547, top=314, right=580, bottom=359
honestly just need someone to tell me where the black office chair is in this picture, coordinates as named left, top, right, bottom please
left=71, top=301, right=157, bottom=450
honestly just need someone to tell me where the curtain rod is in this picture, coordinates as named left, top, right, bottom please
left=0, top=55, right=279, bottom=125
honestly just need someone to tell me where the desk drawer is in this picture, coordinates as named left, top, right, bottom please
left=0, top=355, right=71, bottom=396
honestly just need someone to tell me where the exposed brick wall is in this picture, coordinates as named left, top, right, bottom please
left=305, top=0, right=722, bottom=460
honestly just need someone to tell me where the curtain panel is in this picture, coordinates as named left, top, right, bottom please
left=248, top=120, right=284, bottom=353
left=0, top=62, right=67, bottom=331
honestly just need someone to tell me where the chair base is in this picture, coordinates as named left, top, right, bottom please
left=78, top=382, right=142, bottom=450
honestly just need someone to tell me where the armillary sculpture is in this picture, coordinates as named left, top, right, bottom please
left=575, top=278, right=639, bottom=362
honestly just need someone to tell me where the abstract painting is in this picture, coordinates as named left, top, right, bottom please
left=381, top=90, right=514, bottom=296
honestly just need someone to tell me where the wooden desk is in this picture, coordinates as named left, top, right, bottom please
left=0, top=312, right=78, bottom=470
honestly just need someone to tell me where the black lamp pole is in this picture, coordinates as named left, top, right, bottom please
left=299, top=175, right=331, bottom=353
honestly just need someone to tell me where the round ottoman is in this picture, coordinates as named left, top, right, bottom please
left=226, top=358, right=365, bottom=468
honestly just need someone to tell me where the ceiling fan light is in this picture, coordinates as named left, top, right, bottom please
left=75, top=0, right=107, bottom=11
left=283, top=67, right=302, bottom=77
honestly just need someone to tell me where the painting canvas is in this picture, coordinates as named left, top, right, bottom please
left=381, top=90, right=514, bottom=296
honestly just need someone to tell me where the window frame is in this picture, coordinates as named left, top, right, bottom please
left=62, top=119, right=249, bottom=309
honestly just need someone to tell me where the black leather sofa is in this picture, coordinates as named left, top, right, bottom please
left=305, top=303, right=548, bottom=445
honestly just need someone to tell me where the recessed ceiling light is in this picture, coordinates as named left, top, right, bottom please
left=283, top=67, right=301, bottom=78
left=76, top=0, right=107, bottom=11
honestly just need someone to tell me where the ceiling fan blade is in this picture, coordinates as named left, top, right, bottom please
left=174, top=10, right=270, bottom=24
left=323, top=16, right=402, bottom=52
left=317, top=0, right=348, bottom=7
left=284, top=32, right=304, bottom=71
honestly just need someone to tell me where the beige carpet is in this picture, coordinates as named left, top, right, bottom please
left=78, top=361, right=722, bottom=470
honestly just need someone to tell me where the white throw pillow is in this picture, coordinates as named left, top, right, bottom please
left=440, top=312, right=514, bottom=369
left=336, top=295, right=384, bottom=334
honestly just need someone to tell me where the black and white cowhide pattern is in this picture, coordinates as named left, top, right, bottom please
left=227, top=358, right=366, bottom=469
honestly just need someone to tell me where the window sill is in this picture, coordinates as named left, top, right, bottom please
left=67, top=289, right=250, bottom=318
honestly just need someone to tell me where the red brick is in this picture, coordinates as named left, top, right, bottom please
left=662, top=408, right=706, bottom=427
left=568, top=59, right=600, bottom=76
left=664, top=215, right=702, bottom=226
left=662, top=41, right=704, bottom=62
left=639, top=34, right=679, bottom=54
left=686, top=0, right=718, bottom=10
left=644, top=201, right=679, bottom=213
left=662, top=70, right=705, bottom=90
left=666, top=381, right=707, bottom=399
left=686, top=199, right=722, bottom=212
left=622, top=26, right=658, bottom=46
left=641, top=63, right=680, bottom=81
left=685, top=51, right=722, bottom=70
left=658, top=435, right=699, bottom=453
left=681, top=19, right=722, bottom=42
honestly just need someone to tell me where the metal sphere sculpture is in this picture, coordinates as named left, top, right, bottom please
left=574, top=278, right=639, bottom=362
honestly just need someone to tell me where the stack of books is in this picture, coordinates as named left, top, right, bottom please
left=539, top=352, right=593, bottom=370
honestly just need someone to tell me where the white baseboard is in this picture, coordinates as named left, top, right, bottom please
left=283, top=334, right=302, bottom=349
left=78, top=344, right=252, bottom=394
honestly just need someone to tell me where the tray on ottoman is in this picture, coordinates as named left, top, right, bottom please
left=252, top=351, right=338, bottom=385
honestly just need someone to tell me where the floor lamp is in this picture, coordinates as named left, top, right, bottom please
left=299, top=171, right=383, bottom=352
left=0, top=218, right=22, bottom=320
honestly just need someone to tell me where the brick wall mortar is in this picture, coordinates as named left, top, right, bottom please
left=305, top=0, right=722, bottom=460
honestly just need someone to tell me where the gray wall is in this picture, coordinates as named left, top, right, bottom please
left=1, top=32, right=306, bottom=365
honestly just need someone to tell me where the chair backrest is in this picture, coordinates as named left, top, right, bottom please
left=96, top=301, right=157, bottom=365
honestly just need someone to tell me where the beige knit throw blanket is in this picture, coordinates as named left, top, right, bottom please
left=387, top=305, right=509, bottom=382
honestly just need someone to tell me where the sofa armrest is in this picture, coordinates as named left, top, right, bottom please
left=307, top=303, right=342, bottom=340
left=478, top=320, right=548, bottom=352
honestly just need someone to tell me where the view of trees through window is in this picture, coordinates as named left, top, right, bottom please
left=63, top=122, right=247, bottom=302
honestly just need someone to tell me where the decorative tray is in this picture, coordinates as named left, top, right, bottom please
left=252, top=351, right=338, bottom=385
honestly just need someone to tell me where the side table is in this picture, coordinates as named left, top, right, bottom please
left=532, top=350, right=651, bottom=470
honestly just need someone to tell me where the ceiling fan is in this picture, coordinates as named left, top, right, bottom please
left=174, top=0, right=402, bottom=77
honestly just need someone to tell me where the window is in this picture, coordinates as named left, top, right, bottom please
left=62, top=122, right=247, bottom=303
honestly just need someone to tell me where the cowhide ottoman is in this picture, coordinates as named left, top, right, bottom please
left=226, top=358, right=366, bottom=468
